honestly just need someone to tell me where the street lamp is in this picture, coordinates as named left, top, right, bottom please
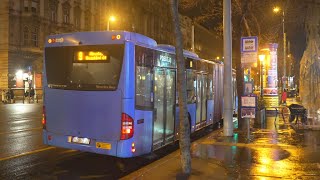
left=259, top=54, right=266, bottom=97
left=273, top=6, right=286, bottom=91
left=107, top=15, right=116, bottom=31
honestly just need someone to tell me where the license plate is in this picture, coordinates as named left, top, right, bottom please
left=68, top=136, right=90, bottom=145
left=96, top=142, right=111, bottom=150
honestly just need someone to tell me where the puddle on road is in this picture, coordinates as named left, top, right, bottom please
left=191, top=130, right=320, bottom=178
left=191, top=143, right=298, bottom=178
left=191, top=143, right=290, bottom=164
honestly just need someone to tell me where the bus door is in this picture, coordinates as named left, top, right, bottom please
left=153, top=68, right=176, bottom=149
left=196, top=73, right=208, bottom=126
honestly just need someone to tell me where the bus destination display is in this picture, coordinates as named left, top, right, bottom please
left=75, top=51, right=109, bottom=61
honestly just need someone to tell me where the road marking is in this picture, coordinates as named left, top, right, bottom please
left=0, top=127, right=42, bottom=135
left=0, top=147, right=55, bottom=162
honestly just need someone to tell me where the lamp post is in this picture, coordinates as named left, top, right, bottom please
left=259, top=54, right=266, bottom=97
left=107, top=15, right=116, bottom=31
left=273, top=6, right=286, bottom=91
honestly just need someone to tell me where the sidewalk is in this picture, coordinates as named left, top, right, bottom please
left=122, top=110, right=298, bottom=179
left=121, top=129, right=229, bottom=180
left=122, top=96, right=320, bottom=179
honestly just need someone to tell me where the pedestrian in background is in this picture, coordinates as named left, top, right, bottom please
left=30, top=88, right=35, bottom=102
left=282, top=89, right=287, bottom=105
left=5, top=90, right=10, bottom=103
left=9, top=88, right=14, bottom=103
left=1, top=89, right=5, bottom=103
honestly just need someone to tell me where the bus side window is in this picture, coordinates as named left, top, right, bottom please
left=207, top=74, right=213, bottom=100
left=186, top=70, right=196, bottom=104
left=135, top=46, right=154, bottom=110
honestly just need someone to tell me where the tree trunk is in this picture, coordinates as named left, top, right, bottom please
left=300, top=2, right=320, bottom=112
left=233, top=9, right=245, bottom=130
left=169, top=0, right=191, bottom=175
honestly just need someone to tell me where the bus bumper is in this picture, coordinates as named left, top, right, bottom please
left=42, top=130, right=131, bottom=157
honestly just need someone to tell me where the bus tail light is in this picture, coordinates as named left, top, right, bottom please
left=120, top=113, right=134, bottom=140
left=42, top=106, right=47, bottom=129
left=131, top=143, right=136, bottom=153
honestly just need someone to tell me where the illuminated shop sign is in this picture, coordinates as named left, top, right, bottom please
left=75, top=51, right=109, bottom=61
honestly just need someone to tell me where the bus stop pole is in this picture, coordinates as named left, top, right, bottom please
left=223, top=0, right=233, bottom=136
left=28, top=80, right=31, bottom=103
left=247, top=118, right=250, bottom=141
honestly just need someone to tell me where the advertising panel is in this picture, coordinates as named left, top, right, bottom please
left=261, top=43, right=278, bottom=96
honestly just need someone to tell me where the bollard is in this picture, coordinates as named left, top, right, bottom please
left=246, top=118, right=250, bottom=142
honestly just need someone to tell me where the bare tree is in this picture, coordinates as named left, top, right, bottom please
left=170, top=0, right=191, bottom=175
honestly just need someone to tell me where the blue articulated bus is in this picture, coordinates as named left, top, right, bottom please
left=42, top=31, right=236, bottom=158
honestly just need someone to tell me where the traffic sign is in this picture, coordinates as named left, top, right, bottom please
left=241, top=36, right=258, bottom=53
left=241, top=36, right=258, bottom=67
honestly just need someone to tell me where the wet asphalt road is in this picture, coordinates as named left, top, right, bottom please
left=190, top=116, right=320, bottom=179
left=1, top=102, right=320, bottom=179
left=0, top=103, right=178, bottom=179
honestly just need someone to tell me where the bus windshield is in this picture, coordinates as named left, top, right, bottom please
left=45, top=44, right=124, bottom=90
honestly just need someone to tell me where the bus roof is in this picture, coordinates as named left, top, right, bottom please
left=45, top=31, right=157, bottom=47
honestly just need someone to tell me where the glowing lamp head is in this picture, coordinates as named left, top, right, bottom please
left=109, top=16, right=116, bottom=22
left=259, top=54, right=266, bottom=62
left=273, top=7, right=280, bottom=13
left=16, top=70, right=23, bottom=77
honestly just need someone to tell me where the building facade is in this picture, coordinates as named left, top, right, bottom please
left=0, top=0, right=222, bottom=90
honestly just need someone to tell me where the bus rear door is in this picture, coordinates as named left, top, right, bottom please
left=153, top=68, right=176, bottom=150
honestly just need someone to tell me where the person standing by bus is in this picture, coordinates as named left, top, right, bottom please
left=281, top=89, right=287, bottom=105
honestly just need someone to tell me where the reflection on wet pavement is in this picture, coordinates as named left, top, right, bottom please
left=190, top=113, right=320, bottom=179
